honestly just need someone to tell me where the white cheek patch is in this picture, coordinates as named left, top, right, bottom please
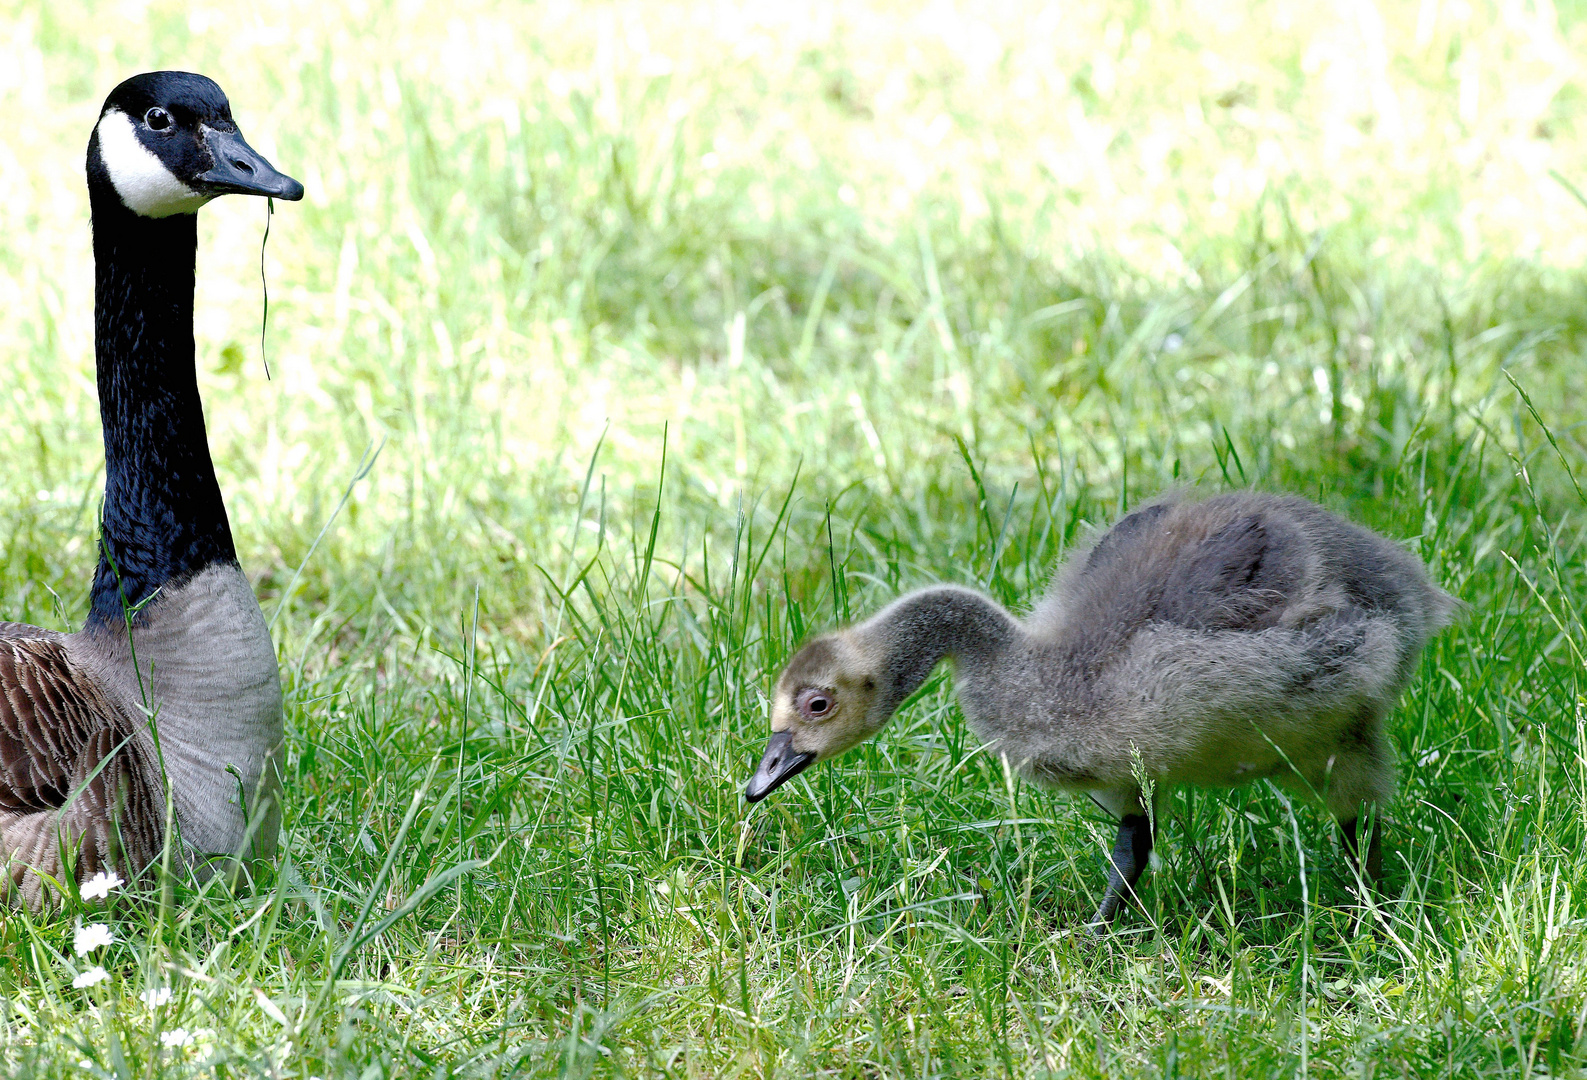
left=95, top=109, right=214, bottom=218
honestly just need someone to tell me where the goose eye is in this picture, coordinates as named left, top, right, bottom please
left=798, top=689, right=835, bottom=719
left=144, top=108, right=172, bottom=131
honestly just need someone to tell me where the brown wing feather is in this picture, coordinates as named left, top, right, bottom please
left=0, top=638, right=164, bottom=907
left=0, top=622, right=61, bottom=641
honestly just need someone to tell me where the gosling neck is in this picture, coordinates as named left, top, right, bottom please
left=856, top=585, right=1022, bottom=716
left=87, top=183, right=236, bottom=628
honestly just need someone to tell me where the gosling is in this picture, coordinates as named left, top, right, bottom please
left=744, top=491, right=1461, bottom=929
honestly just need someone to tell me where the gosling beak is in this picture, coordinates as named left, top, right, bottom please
left=744, top=731, right=815, bottom=803
left=195, top=127, right=304, bottom=201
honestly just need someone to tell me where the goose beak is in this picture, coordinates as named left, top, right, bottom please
left=195, top=128, right=304, bottom=201
left=745, top=731, right=815, bottom=803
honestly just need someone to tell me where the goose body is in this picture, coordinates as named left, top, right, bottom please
left=0, top=72, right=302, bottom=906
left=746, top=491, right=1461, bottom=928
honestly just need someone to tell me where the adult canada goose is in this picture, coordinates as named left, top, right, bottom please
left=745, top=491, right=1460, bottom=929
left=0, top=72, right=302, bottom=906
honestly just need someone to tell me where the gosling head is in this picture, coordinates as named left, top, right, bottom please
left=88, top=71, right=305, bottom=219
left=745, top=633, right=891, bottom=802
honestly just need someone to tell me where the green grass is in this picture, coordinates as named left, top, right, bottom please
left=2, top=0, right=1587, bottom=1075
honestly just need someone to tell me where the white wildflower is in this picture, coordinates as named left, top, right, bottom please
left=73, top=922, right=114, bottom=956
left=80, top=871, right=124, bottom=901
left=72, top=966, right=109, bottom=988
left=141, top=986, right=172, bottom=1007
left=159, top=1028, right=194, bottom=1049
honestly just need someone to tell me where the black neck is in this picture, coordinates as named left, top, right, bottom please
left=862, top=586, right=1021, bottom=716
left=88, top=186, right=235, bottom=626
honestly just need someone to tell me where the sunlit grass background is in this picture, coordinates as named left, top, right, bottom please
left=2, top=0, right=1586, bottom=1075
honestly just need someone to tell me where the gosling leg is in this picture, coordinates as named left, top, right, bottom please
left=1341, top=814, right=1382, bottom=882
left=1089, top=813, right=1153, bottom=932
left=1325, top=712, right=1392, bottom=887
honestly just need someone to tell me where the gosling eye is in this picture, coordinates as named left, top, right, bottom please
left=797, top=687, right=835, bottom=720
left=144, top=107, right=173, bottom=131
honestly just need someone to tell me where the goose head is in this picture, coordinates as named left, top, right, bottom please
left=745, top=632, right=887, bottom=802
left=87, top=70, right=304, bottom=219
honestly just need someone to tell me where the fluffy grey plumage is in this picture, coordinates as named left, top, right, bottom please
left=746, top=491, right=1462, bottom=929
